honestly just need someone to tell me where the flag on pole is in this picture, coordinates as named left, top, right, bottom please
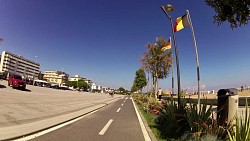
left=161, top=38, right=171, bottom=51
left=174, top=14, right=189, bottom=32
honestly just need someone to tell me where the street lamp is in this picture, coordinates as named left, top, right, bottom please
left=161, top=4, right=181, bottom=108
left=33, top=56, right=39, bottom=85
left=193, top=82, right=195, bottom=95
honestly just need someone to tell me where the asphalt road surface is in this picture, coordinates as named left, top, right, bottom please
left=30, top=96, right=145, bottom=141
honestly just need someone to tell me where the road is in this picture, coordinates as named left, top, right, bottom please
left=29, top=97, right=146, bottom=141
left=0, top=80, right=125, bottom=140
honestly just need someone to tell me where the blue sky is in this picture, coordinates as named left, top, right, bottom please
left=0, top=0, right=249, bottom=91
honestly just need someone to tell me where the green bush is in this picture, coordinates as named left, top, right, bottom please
left=132, top=94, right=160, bottom=113
left=186, top=103, right=213, bottom=139
left=155, top=100, right=189, bottom=139
left=133, top=94, right=231, bottom=140
left=228, top=99, right=250, bottom=141
left=92, top=89, right=101, bottom=93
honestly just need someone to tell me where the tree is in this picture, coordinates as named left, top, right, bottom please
left=118, top=87, right=126, bottom=93
left=131, top=68, right=147, bottom=93
left=141, top=37, right=173, bottom=97
left=131, top=84, right=137, bottom=93
left=65, top=80, right=89, bottom=90
left=205, top=0, right=250, bottom=29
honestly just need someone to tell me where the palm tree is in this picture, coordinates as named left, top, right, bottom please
left=141, top=37, right=173, bottom=97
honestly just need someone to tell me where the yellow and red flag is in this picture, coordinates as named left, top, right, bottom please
left=174, top=14, right=189, bottom=32
left=161, top=38, right=171, bottom=51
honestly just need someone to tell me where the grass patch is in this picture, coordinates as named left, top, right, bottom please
left=135, top=102, right=166, bottom=141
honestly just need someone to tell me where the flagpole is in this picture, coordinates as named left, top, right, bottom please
left=161, top=6, right=181, bottom=108
left=170, top=37, right=174, bottom=97
left=186, top=10, right=201, bottom=110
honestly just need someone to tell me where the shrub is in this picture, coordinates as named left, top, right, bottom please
left=227, top=99, right=250, bottom=141
left=155, top=100, right=189, bottom=139
left=132, top=93, right=160, bottom=113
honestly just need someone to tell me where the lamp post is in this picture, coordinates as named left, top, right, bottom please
left=193, top=82, right=195, bottom=95
left=33, top=56, right=39, bottom=85
left=161, top=4, right=181, bottom=107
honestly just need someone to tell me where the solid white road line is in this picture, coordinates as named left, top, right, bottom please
left=132, top=98, right=151, bottom=141
left=14, top=110, right=98, bottom=141
left=99, top=119, right=114, bottom=135
left=116, top=108, right=121, bottom=113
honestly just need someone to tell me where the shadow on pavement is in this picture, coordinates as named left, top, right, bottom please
left=0, top=84, right=6, bottom=88
left=13, top=88, right=32, bottom=92
left=24, top=89, right=31, bottom=92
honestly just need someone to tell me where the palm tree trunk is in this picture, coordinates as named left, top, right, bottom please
left=151, top=72, right=154, bottom=98
left=154, top=72, right=158, bottom=98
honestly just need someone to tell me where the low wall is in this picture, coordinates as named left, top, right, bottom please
left=162, top=96, right=250, bottom=106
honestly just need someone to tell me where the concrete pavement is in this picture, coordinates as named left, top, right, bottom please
left=0, top=80, right=125, bottom=140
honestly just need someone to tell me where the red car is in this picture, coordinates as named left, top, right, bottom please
left=8, top=74, right=26, bottom=90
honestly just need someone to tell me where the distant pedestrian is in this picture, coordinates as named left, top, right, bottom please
left=158, top=88, right=162, bottom=101
left=109, top=90, right=114, bottom=97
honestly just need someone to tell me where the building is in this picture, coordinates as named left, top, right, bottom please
left=97, top=85, right=102, bottom=90
left=69, top=75, right=86, bottom=81
left=85, top=79, right=92, bottom=85
left=43, top=71, right=69, bottom=85
left=91, top=83, right=97, bottom=90
left=0, top=51, right=40, bottom=80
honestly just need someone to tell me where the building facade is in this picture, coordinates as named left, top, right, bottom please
left=43, top=71, right=69, bottom=85
left=0, top=51, right=40, bottom=79
left=69, top=75, right=86, bottom=81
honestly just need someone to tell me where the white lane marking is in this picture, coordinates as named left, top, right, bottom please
left=15, top=110, right=98, bottom=141
left=99, top=119, right=113, bottom=135
left=125, top=97, right=128, bottom=100
left=116, top=108, right=121, bottom=113
left=121, top=104, right=124, bottom=106
left=124, top=100, right=126, bottom=103
left=132, top=98, right=151, bottom=141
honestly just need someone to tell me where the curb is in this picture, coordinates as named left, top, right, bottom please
left=136, top=105, right=158, bottom=141
left=131, top=98, right=153, bottom=141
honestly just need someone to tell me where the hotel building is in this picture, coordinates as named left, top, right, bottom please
left=0, top=51, right=40, bottom=79
left=43, top=71, right=69, bottom=85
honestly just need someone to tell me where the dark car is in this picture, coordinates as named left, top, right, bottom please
left=8, top=74, right=26, bottom=90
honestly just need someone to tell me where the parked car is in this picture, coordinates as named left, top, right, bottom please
left=58, top=86, right=70, bottom=90
left=0, top=73, right=7, bottom=80
left=8, top=74, right=26, bottom=90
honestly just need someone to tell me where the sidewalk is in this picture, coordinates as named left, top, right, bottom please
left=0, top=99, right=119, bottom=141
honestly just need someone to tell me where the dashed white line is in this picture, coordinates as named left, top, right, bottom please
left=116, top=108, right=121, bottom=112
left=121, top=103, right=124, bottom=106
left=14, top=110, right=98, bottom=141
left=99, top=119, right=113, bottom=135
